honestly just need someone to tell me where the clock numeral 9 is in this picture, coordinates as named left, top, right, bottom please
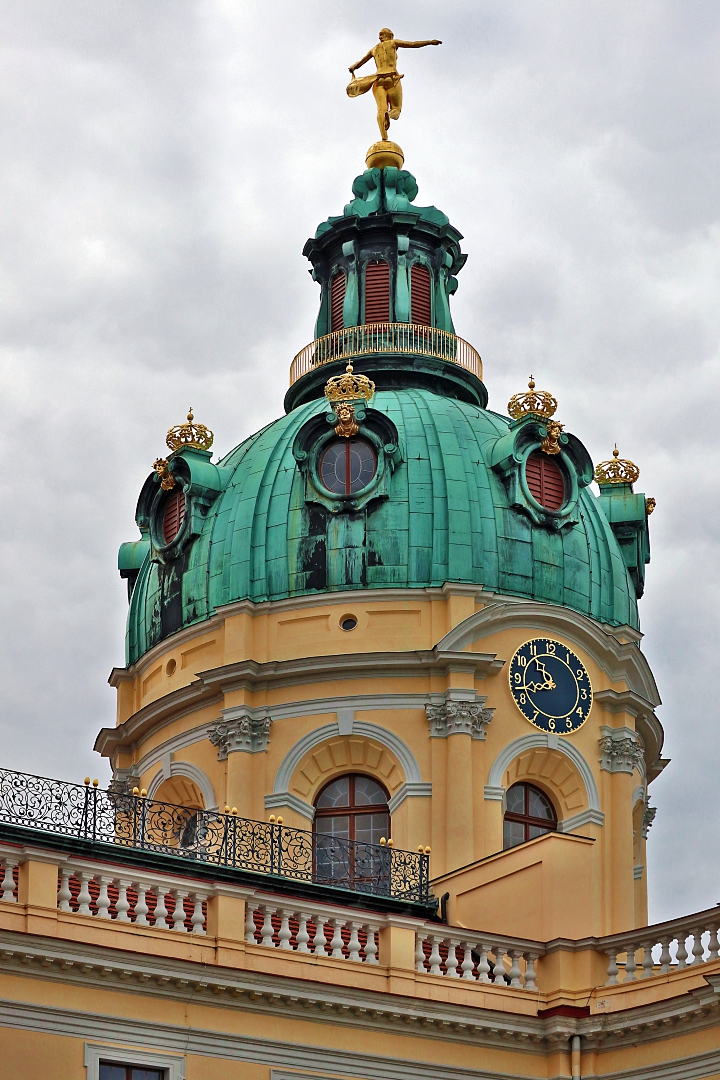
left=514, top=673, right=521, bottom=683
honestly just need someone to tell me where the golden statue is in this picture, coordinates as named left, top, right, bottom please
left=348, top=29, right=441, bottom=168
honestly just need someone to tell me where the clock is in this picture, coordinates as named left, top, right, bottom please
left=509, top=638, right=592, bottom=734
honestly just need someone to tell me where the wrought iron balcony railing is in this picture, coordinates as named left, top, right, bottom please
left=0, top=768, right=429, bottom=904
left=289, top=323, right=482, bottom=385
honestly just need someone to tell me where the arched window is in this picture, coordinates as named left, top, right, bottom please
left=162, top=489, right=185, bottom=544
left=525, top=451, right=565, bottom=511
left=503, top=782, right=557, bottom=849
left=320, top=438, right=376, bottom=495
left=411, top=263, right=432, bottom=326
left=314, top=774, right=390, bottom=889
left=364, top=260, right=390, bottom=323
left=330, top=271, right=346, bottom=332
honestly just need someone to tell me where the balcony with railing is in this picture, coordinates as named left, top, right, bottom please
left=288, top=323, right=483, bottom=386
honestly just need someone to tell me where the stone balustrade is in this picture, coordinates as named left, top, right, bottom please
left=244, top=898, right=381, bottom=963
left=57, top=867, right=208, bottom=934
left=602, top=905, right=720, bottom=984
left=414, top=926, right=542, bottom=990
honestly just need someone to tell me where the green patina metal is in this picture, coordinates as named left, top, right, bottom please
left=124, top=388, right=643, bottom=665
left=122, top=167, right=649, bottom=664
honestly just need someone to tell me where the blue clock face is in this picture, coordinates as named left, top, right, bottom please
left=509, top=638, right=592, bottom=734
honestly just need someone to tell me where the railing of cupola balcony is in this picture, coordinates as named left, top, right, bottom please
left=0, top=768, right=429, bottom=903
left=289, top=323, right=482, bottom=385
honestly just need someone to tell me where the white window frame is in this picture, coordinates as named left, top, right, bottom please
left=84, top=1043, right=186, bottom=1080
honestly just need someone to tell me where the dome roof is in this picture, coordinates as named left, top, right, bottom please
left=124, top=386, right=641, bottom=665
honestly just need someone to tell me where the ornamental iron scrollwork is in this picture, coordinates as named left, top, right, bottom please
left=0, top=767, right=428, bottom=904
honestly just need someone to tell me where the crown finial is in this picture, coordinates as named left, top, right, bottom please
left=166, top=407, right=214, bottom=453
left=507, top=376, right=558, bottom=421
left=594, top=446, right=640, bottom=485
left=324, top=363, right=375, bottom=439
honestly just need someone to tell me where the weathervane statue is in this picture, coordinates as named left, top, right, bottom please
left=347, top=28, right=441, bottom=169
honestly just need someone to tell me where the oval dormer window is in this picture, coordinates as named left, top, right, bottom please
left=525, top=451, right=565, bottom=511
left=162, top=489, right=186, bottom=544
left=320, top=439, right=376, bottom=495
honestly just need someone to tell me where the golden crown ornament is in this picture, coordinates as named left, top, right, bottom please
left=166, top=408, right=214, bottom=453
left=324, top=362, right=375, bottom=405
left=507, top=376, right=558, bottom=421
left=594, top=445, right=640, bottom=486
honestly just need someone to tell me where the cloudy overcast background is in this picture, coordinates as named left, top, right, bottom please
left=0, top=0, right=718, bottom=922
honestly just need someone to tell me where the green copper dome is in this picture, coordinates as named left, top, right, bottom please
left=121, top=167, right=651, bottom=664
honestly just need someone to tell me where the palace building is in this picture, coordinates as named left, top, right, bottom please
left=1, top=121, right=719, bottom=1080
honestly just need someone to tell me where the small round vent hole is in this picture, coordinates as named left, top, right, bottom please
left=341, top=616, right=358, bottom=631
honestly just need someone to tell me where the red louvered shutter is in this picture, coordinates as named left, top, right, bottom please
left=526, top=452, right=565, bottom=511
left=411, top=263, right=432, bottom=326
left=364, top=261, right=390, bottom=323
left=330, top=272, right=346, bottom=332
left=163, top=489, right=186, bottom=544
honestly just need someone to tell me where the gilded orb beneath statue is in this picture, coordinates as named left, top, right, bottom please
left=365, top=140, right=404, bottom=169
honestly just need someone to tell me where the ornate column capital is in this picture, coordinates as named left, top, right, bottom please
left=426, top=700, right=494, bottom=740
left=108, top=768, right=140, bottom=795
left=598, top=726, right=644, bottom=774
left=208, top=711, right=271, bottom=760
left=642, top=797, right=657, bottom=839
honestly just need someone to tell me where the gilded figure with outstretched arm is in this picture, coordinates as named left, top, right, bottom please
left=347, top=29, right=441, bottom=141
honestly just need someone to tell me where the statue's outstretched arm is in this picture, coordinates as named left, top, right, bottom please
left=349, top=49, right=375, bottom=73
left=394, top=39, right=442, bottom=49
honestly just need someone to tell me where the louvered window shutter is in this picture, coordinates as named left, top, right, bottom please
left=411, top=263, right=432, bottom=326
left=163, top=490, right=186, bottom=544
left=364, top=261, right=390, bottom=323
left=525, top=452, right=565, bottom=511
left=330, top=272, right=346, bottom=332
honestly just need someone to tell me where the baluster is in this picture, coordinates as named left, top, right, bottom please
left=115, top=879, right=132, bottom=923
left=676, top=935, right=688, bottom=966
left=244, top=901, right=258, bottom=943
left=624, top=946, right=637, bottom=982
left=525, top=953, right=538, bottom=991
left=658, top=938, right=672, bottom=974
left=363, top=924, right=379, bottom=964
left=278, top=909, right=293, bottom=950
left=95, top=875, right=113, bottom=919
left=75, top=872, right=92, bottom=916
left=707, top=927, right=720, bottom=962
left=477, top=942, right=491, bottom=983
left=428, top=935, right=443, bottom=976
left=692, top=930, right=705, bottom=965
left=445, top=939, right=460, bottom=978
left=153, top=889, right=170, bottom=929
left=313, top=915, right=329, bottom=956
left=346, top=921, right=362, bottom=963
left=191, top=893, right=206, bottom=935
left=640, top=941, right=655, bottom=978
left=296, top=912, right=311, bottom=953
left=1, top=859, right=17, bottom=903
left=57, top=868, right=72, bottom=912
left=461, top=942, right=475, bottom=980
left=260, top=905, right=276, bottom=947
left=330, top=918, right=345, bottom=959
left=133, top=882, right=149, bottom=926
left=415, top=933, right=427, bottom=972
left=172, top=890, right=189, bottom=932
left=605, top=950, right=619, bottom=985
left=508, top=950, right=523, bottom=988
left=492, top=947, right=508, bottom=985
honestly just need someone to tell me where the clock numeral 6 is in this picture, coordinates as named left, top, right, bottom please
left=548, top=718, right=556, bottom=731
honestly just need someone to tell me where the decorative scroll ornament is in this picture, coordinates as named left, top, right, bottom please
left=324, top=361, right=375, bottom=405
left=642, top=796, right=657, bottom=839
left=594, top=445, right=640, bottom=486
left=646, top=497, right=656, bottom=515
left=507, top=376, right=558, bottom=421
left=152, top=457, right=176, bottom=490
left=166, top=408, right=214, bottom=453
left=540, top=419, right=564, bottom=455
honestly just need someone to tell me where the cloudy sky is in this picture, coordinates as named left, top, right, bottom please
left=1, top=0, right=719, bottom=922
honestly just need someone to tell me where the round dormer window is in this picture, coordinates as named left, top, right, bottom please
left=162, top=489, right=186, bottom=544
left=526, top=451, right=565, bottom=511
left=320, top=439, right=376, bottom=495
